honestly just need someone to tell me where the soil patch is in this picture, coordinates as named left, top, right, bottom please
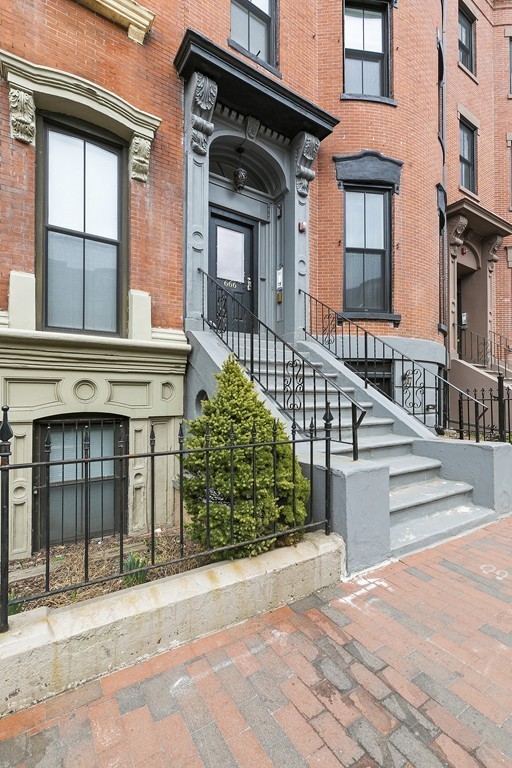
left=8, top=528, right=211, bottom=613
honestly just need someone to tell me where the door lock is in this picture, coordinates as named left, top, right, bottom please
left=246, top=277, right=252, bottom=291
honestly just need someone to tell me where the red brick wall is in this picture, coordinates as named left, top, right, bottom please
left=1, top=0, right=512, bottom=348
left=314, top=0, right=444, bottom=343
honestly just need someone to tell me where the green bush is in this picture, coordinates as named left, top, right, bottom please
left=182, top=355, right=310, bottom=559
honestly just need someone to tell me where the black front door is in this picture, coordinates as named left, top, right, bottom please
left=208, top=209, right=256, bottom=332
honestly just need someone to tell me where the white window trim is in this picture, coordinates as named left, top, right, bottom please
left=0, top=49, right=161, bottom=181
left=76, top=0, right=155, bottom=44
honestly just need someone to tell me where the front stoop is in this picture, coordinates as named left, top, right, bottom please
left=0, top=532, right=344, bottom=715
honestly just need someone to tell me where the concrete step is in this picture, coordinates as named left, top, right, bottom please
left=331, top=434, right=414, bottom=459
left=390, top=502, right=496, bottom=557
left=316, top=417, right=395, bottom=439
left=390, top=477, right=473, bottom=518
left=368, top=454, right=443, bottom=489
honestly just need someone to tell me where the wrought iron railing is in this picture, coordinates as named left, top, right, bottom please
left=459, top=374, right=511, bottom=442
left=458, top=326, right=512, bottom=377
left=199, top=270, right=366, bottom=460
left=0, top=405, right=332, bottom=632
left=300, top=290, right=487, bottom=437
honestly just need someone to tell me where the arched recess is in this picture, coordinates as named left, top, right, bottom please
left=207, top=132, right=288, bottom=328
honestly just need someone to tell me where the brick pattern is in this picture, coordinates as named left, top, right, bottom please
left=2, top=0, right=511, bottom=345
left=2, top=517, right=512, bottom=766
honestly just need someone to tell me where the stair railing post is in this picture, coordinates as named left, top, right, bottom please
left=0, top=406, right=13, bottom=633
left=498, top=372, right=506, bottom=443
left=324, top=404, right=333, bottom=534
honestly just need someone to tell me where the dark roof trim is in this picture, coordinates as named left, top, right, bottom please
left=174, top=29, right=339, bottom=141
left=333, top=150, right=404, bottom=194
left=447, top=198, right=512, bottom=238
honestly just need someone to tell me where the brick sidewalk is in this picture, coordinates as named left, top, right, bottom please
left=2, top=519, right=512, bottom=767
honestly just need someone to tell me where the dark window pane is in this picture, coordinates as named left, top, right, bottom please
left=365, top=253, right=385, bottom=309
left=345, top=251, right=365, bottom=309
left=346, top=190, right=365, bottom=247
left=363, top=58, right=382, bottom=96
left=84, top=240, right=117, bottom=332
left=250, top=13, right=268, bottom=59
left=47, top=232, right=84, bottom=329
left=231, top=2, right=249, bottom=50
left=345, top=55, right=363, bottom=94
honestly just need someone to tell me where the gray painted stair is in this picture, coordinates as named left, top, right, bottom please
left=246, top=336, right=497, bottom=558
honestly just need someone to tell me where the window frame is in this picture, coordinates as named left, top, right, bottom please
left=343, top=185, right=392, bottom=315
left=32, top=413, right=128, bottom=550
left=343, top=0, right=391, bottom=100
left=458, top=6, right=475, bottom=74
left=229, top=0, right=278, bottom=69
left=459, top=117, right=477, bottom=194
left=37, top=114, right=129, bottom=336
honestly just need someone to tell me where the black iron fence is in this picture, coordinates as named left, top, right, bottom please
left=199, top=270, right=366, bottom=460
left=300, top=290, right=488, bottom=438
left=458, top=374, right=511, bottom=442
left=0, top=406, right=332, bottom=632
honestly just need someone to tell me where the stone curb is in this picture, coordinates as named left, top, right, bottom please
left=0, top=531, right=345, bottom=714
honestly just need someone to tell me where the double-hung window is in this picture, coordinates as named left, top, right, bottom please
left=460, top=119, right=476, bottom=193
left=344, top=188, right=391, bottom=312
left=230, top=0, right=276, bottom=66
left=43, top=122, right=123, bottom=334
left=344, top=2, right=388, bottom=98
left=458, top=8, right=475, bottom=73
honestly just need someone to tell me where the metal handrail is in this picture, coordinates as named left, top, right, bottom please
left=458, top=326, right=512, bottom=377
left=300, top=289, right=488, bottom=437
left=199, top=269, right=366, bottom=460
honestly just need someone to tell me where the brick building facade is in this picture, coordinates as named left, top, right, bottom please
left=1, top=0, right=511, bottom=557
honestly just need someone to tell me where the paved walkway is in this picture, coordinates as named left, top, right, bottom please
left=2, top=519, right=512, bottom=768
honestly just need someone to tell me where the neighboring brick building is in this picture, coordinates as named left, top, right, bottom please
left=1, top=0, right=511, bottom=557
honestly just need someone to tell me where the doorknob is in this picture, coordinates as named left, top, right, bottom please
left=246, top=277, right=252, bottom=291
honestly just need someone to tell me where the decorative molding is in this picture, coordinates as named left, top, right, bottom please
left=174, top=29, right=338, bottom=141
left=447, top=214, right=469, bottom=246
left=295, top=132, right=319, bottom=198
left=0, top=49, right=161, bottom=180
left=8, top=87, right=35, bottom=144
left=485, top=234, right=503, bottom=266
left=75, top=0, right=155, bottom=44
left=245, top=116, right=261, bottom=141
left=214, top=103, right=289, bottom=145
left=190, top=72, right=217, bottom=156
left=129, top=134, right=151, bottom=181
left=333, top=150, right=403, bottom=194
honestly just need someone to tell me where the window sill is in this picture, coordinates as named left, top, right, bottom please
left=458, top=61, right=478, bottom=84
left=227, top=39, right=282, bottom=78
left=340, top=94, right=397, bottom=107
left=338, top=312, right=401, bottom=327
left=459, top=185, right=479, bottom=201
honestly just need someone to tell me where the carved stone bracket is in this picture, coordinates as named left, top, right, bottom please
left=485, top=234, right=503, bottom=273
left=191, top=72, right=218, bottom=156
left=8, top=87, right=35, bottom=144
left=447, top=214, right=468, bottom=248
left=295, top=132, right=319, bottom=198
left=129, top=134, right=151, bottom=182
left=245, top=116, right=260, bottom=141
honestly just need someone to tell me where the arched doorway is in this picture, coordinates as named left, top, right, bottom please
left=207, top=135, right=285, bottom=331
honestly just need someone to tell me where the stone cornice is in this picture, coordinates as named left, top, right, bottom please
left=0, top=329, right=190, bottom=375
left=76, top=0, right=155, bottom=44
left=447, top=198, right=512, bottom=239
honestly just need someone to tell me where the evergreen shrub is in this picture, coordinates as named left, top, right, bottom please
left=182, top=356, right=310, bottom=559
